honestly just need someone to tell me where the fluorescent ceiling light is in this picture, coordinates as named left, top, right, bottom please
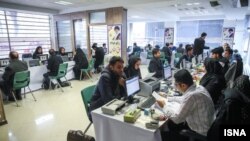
left=186, top=3, right=193, bottom=6
left=54, top=1, right=73, bottom=5
left=193, top=3, right=200, bottom=5
left=131, top=16, right=140, bottom=18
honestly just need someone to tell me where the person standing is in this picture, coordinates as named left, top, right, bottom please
left=92, top=43, right=105, bottom=73
left=148, top=48, right=163, bottom=78
left=193, top=32, right=207, bottom=63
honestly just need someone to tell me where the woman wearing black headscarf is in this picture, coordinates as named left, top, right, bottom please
left=124, top=57, right=142, bottom=79
left=200, top=58, right=226, bottom=107
left=59, top=47, right=67, bottom=56
left=73, top=48, right=89, bottom=80
left=33, top=46, right=43, bottom=59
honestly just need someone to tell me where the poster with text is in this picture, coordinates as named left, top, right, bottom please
left=164, top=28, right=174, bottom=44
left=222, top=27, right=235, bottom=48
left=108, top=25, right=122, bottom=56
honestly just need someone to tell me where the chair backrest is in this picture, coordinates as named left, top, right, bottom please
left=57, top=63, right=68, bottom=77
left=175, top=53, right=182, bottom=58
left=88, top=59, right=95, bottom=70
left=81, top=85, right=96, bottom=121
left=13, top=70, right=30, bottom=90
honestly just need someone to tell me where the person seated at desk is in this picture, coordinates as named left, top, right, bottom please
left=73, top=48, right=88, bottom=80
left=33, top=46, right=43, bottom=59
left=59, top=47, right=67, bottom=56
left=0, top=51, right=28, bottom=101
left=175, top=45, right=194, bottom=69
left=211, top=47, right=229, bottom=74
left=157, top=69, right=214, bottom=140
left=176, top=43, right=184, bottom=54
left=124, top=56, right=142, bottom=79
left=200, top=58, right=226, bottom=109
left=43, top=49, right=63, bottom=88
left=90, top=56, right=126, bottom=112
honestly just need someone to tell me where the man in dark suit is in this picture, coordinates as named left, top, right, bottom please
left=148, top=48, right=163, bottom=78
left=193, top=32, right=207, bottom=63
left=0, top=51, right=28, bottom=101
left=43, top=49, right=63, bottom=87
left=92, top=44, right=105, bottom=73
left=162, top=43, right=172, bottom=64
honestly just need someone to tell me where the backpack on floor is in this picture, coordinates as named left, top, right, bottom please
left=67, top=130, right=95, bottom=141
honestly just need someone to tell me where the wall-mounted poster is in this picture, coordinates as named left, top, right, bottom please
left=222, top=27, right=235, bottom=48
left=108, top=25, right=122, bottom=56
left=164, top=28, right=174, bottom=44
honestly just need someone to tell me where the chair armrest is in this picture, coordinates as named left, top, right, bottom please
left=179, top=129, right=206, bottom=141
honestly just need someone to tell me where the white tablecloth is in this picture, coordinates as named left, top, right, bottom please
left=91, top=107, right=166, bottom=141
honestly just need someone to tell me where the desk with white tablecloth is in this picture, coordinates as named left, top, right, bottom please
left=91, top=104, right=167, bottom=141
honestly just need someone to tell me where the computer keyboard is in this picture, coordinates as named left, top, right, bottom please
left=137, top=96, right=156, bottom=109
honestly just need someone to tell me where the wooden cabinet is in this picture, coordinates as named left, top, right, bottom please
left=0, top=90, right=7, bottom=126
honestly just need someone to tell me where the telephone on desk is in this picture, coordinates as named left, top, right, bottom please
left=101, top=99, right=126, bottom=115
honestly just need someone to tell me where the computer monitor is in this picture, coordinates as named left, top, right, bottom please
left=164, top=66, right=172, bottom=79
left=28, top=59, right=40, bottom=67
left=66, top=52, right=73, bottom=58
left=126, top=76, right=140, bottom=103
left=61, top=56, right=69, bottom=62
left=37, top=54, right=48, bottom=61
left=0, top=58, right=9, bottom=67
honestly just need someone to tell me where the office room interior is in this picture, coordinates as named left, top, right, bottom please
left=0, top=0, right=250, bottom=141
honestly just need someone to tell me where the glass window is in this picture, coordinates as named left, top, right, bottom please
left=57, top=20, right=72, bottom=52
left=0, top=10, right=52, bottom=58
left=74, top=19, right=87, bottom=54
left=90, top=11, right=106, bottom=24
left=89, top=25, right=107, bottom=47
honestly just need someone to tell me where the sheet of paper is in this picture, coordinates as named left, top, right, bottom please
left=152, top=91, right=163, bottom=101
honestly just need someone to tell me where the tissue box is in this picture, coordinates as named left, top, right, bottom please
left=124, top=109, right=141, bottom=123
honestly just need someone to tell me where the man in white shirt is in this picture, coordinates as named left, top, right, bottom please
left=157, top=69, right=215, bottom=140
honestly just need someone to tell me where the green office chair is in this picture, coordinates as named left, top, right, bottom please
left=12, top=70, right=36, bottom=107
left=49, top=63, right=71, bottom=92
left=80, top=58, right=95, bottom=81
left=81, top=85, right=96, bottom=133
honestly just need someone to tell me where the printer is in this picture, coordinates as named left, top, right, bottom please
left=101, top=99, right=126, bottom=115
left=137, top=77, right=160, bottom=97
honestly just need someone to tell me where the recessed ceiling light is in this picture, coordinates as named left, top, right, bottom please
left=54, top=1, right=73, bottom=5
left=186, top=3, right=193, bottom=6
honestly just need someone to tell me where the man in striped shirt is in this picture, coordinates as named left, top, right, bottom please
left=157, top=69, right=215, bottom=140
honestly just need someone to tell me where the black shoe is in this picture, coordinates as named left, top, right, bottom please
left=8, top=97, right=16, bottom=101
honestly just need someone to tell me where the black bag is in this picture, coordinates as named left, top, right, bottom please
left=61, top=81, right=71, bottom=87
left=67, top=130, right=95, bottom=141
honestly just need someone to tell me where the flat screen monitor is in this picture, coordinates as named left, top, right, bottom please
left=37, top=54, right=48, bottom=61
left=0, top=58, right=9, bottom=67
left=164, top=66, right=172, bottom=79
left=61, top=56, right=69, bottom=62
left=29, top=59, right=40, bottom=67
left=126, top=76, right=140, bottom=97
left=66, top=52, right=73, bottom=58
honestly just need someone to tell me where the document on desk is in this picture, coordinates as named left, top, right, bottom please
left=152, top=91, right=166, bottom=101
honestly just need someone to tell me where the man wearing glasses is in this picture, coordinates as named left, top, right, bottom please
left=157, top=69, right=215, bottom=141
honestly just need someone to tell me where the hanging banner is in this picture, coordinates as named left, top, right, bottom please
left=164, top=28, right=174, bottom=44
left=222, top=27, right=235, bottom=48
left=108, top=25, right=122, bottom=56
